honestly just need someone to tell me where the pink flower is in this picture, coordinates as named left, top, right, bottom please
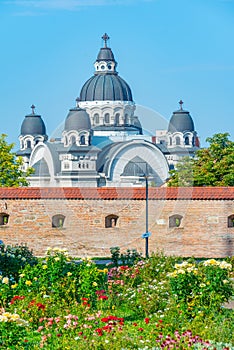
left=37, top=326, right=44, bottom=332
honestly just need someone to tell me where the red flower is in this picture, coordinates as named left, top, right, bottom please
left=95, top=328, right=103, bottom=336
left=144, top=317, right=150, bottom=324
left=159, top=319, right=163, bottom=323
left=138, top=327, right=144, bottom=332
left=98, top=295, right=108, bottom=300
left=81, top=297, right=89, bottom=301
left=37, top=303, right=46, bottom=310
left=56, top=334, right=62, bottom=337
left=9, top=295, right=25, bottom=305
left=96, top=289, right=106, bottom=296
left=119, top=265, right=129, bottom=270
left=133, top=322, right=138, bottom=326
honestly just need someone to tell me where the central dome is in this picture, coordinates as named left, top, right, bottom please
left=79, top=34, right=133, bottom=102
left=80, top=74, right=133, bottom=102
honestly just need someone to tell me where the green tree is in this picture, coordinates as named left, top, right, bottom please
left=168, top=133, right=234, bottom=187
left=0, top=134, right=34, bottom=187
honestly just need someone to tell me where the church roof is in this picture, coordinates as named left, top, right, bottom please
left=20, top=105, right=47, bottom=136
left=79, top=33, right=133, bottom=102
left=168, top=101, right=195, bottom=133
left=0, top=187, right=233, bottom=200
left=79, top=73, right=133, bottom=102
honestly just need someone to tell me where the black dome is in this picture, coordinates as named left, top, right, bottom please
left=168, top=110, right=194, bottom=133
left=80, top=74, right=133, bottom=102
left=64, top=107, right=91, bottom=131
left=97, top=47, right=115, bottom=61
left=20, top=113, right=47, bottom=136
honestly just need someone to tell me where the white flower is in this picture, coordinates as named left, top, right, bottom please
left=2, top=277, right=9, bottom=284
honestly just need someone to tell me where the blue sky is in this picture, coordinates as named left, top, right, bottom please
left=1, top=0, right=234, bottom=147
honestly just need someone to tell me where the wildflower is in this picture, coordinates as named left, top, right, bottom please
left=144, top=317, right=150, bottom=324
left=42, top=265, right=48, bottom=269
left=33, top=277, right=38, bottom=281
left=11, top=283, right=18, bottom=289
left=67, top=272, right=72, bottom=276
left=203, top=259, right=218, bottom=266
left=37, top=303, right=46, bottom=310
left=25, top=280, right=32, bottom=286
left=2, top=277, right=9, bottom=284
left=54, top=257, right=60, bottom=262
left=92, top=282, right=98, bottom=287
left=19, top=273, right=25, bottom=278
left=98, top=295, right=108, bottom=300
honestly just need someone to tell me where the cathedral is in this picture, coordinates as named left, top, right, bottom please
left=17, top=34, right=199, bottom=187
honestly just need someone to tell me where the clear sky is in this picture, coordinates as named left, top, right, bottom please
left=1, top=0, right=234, bottom=147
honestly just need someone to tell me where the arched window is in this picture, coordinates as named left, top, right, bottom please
left=105, top=215, right=119, bottom=228
left=52, top=214, right=65, bottom=228
left=115, top=113, right=120, bottom=125
left=71, top=136, right=76, bottom=145
left=169, top=214, right=183, bottom=228
left=104, top=113, right=110, bottom=124
left=228, top=215, right=234, bottom=228
left=176, top=137, right=181, bottom=146
left=26, top=140, right=31, bottom=149
left=80, top=135, right=85, bottom=145
left=0, top=213, right=9, bottom=226
left=169, top=137, right=172, bottom=146
left=184, top=136, right=189, bottom=145
left=124, top=114, right=129, bottom=124
left=94, top=113, right=99, bottom=125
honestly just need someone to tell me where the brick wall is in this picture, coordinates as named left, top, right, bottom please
left=0, top=187, right=233, bottom=257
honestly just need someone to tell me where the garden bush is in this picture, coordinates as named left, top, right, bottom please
left=0, top=248, right=233, bottom=349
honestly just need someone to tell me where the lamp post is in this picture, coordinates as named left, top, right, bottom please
left=140, top=174, right=150, bottom=258
left=145, top=175, right=149, bottom=258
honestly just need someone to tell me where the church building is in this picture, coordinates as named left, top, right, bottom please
left=17, top=34, right=199, bottom=187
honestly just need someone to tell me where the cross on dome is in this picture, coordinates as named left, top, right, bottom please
left=179, top=100, right=184, bottom=110
left=102, top=33, right=110, bottom=48
left=31, top=104, right=36, bottom=114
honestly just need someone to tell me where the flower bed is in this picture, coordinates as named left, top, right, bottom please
left=0, top=245, right=233, bottom=349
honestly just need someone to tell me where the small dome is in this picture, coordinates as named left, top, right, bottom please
left=64, top=107, right=91, bottom=132
left=20, top=109, right=47, bottom=136
left=80, top=74, right=133, bottom=102
left=168, top=102, right=195, bottom=133
left=97, top=47, right=115, bottom=61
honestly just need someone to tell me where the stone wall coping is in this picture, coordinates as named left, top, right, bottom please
left=0, top=187, right=233, bottom=200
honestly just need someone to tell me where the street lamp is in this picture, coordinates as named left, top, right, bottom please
left=141, top=174, right=151, bottom=258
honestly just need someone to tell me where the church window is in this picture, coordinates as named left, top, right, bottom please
left=124, top=114, right=129, bottom=124
left=176, top=137, right=181, bottom=146
left=169, top=137, right=172, bottom=146
left=0, top=213, right=9, bottom=226
left=86, top=163, right=89, bottom=169
left=52, top=214, right=65, bottom=228
left=26, top=140, right=31, bottom=149
left=78, top=163, right=81, bottom=169
left=80, top=135, right=85, bottom=145
left=185, top=136, right=189, bottom=145
left=115, top=113, right=120, bottom=125
left=71, top=136, right=76, bottom=145
left=94, top=113, right=99, bottom=124
left=104, top=113, right=110, bottom=124
left=105, top=215, right=119, bottom=228
left=169, top=215, right=183, bottom=228
left=228, top=215, right=234, bottom=228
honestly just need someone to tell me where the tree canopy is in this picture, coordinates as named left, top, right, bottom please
left=0, top=134, right=33, bottom=187
left=167, top=133, right=234, bottom=187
